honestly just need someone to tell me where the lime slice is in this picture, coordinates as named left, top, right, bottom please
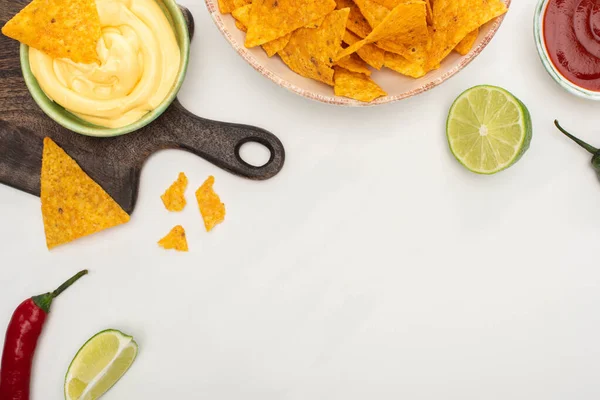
left=65, top=330, right=138, bottom=400
left=446, top=85, right=532, bottom=174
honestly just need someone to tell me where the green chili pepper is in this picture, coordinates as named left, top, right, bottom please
left=554, top=120, right=600, bottom=175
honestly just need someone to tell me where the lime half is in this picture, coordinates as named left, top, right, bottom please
left=446, top=85, right=532, bottom=174
left=65, top=330, right=138, bottom=400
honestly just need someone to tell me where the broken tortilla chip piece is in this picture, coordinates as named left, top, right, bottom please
left=344, top=30, right=384, bottom=69
left=196, top=176, right=226, bottom=232
left=158, top=225, right=189, bottom=252
left=455, top=28, right=478, bottom=55
left=161, top=172, right=188, bottom=212
left=333, top=67, right=386, bottom=102
left=336, top=53, right=372, bottom=75
left=2, top=0, right=101, bottom=64
left=427, top=0, right=507, bottom=69
left=336, top=0, right=372, bottom=38
left=40, top=138, right=129, bottom=249
left=244, top=0, right=336, bottom=47
left=279, top=8, right=350, bottom=86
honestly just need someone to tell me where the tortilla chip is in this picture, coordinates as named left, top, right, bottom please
left=158, top=225, right=189, bottom=252
left=305, top=16, right=326, bottom=29
left=2, top=0, right=101, bottom=64
left=336, top=0, right=372, bottom=38
left=425, top=0, right=433, bottom=24
left=426, top=0, right=507, bottom=69
left=40, top=138, right=129, bottom=249
left=336, top=53, right=371, bottom=75
left=233, top=0, right=252, bottom=7
left=343, top=30, right=384, bottom=69
left=352, top=0, right=389, bottom=28
left=336, top=1, right=428, bottom=61
left=233, top=4, right=296, bottom=56
left=232, top=4, right=251, bottom=24
left=161, top=172, right=188, bottom=212
left=236, top=20, right=247, bottom=32
left=279, top=8, right=350, bottom=86
left=333, top=67, right=386, bottom=102
left=218, top=0, right=237, bottom=14
left=244, top=0, right=336, bottom=47
left=455, top=28, right=478, bottom=55
left=370, top=0, right=401, bottom=8
left=196, top=176, right=226, bottom=232
left=383, top=51, right=427, bottom=77
left=262, top=33, right=292, bottom=56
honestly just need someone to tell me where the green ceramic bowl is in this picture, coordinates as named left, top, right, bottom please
left=534, top=0, right=600, bottom=101
left=20, top=0, right=190, bottom=137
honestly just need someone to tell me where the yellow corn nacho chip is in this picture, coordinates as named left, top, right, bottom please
left=383, top=51, right=427, bottom=77
left=343, top=30, right=384, bottom=69
left=333, top=67, right=386, bottom=102
left=425, top=0, right=433, bottom=24
left=233, top=4, right=293, bottom=56
left=158, top=225, right=189, bottom=252
left=233, top=0, right=252, bottom=8
left=235, top=20, right=247, bottom=32
left=352, top=0, right=389, bottom=28
left=196, top=176, right=226, bottom=232
left=218, top=0, right=237, bottom=14
left=40, top=138, right=129, bottom=249
left=244, top=0, right=336, bottom=47
left=370, top=0, right=402, bottom=8
left=2, top=0, right=101, bottom=64
left=336, top=53, right=371, bottom=75
left=336, top=1, right=428, bottom=61
left=455, top=28, right=478, bottom=55
left=262, top=33, right=292, bottom=57
left=336, top=0, right=372, bottom=38
left=427, top=0, right=507, bottom=69
left=232, top=4, right=251, bottom=29
left=279, top=8, right=350, bottom=86
left=161, top=172, right=188, bottom=212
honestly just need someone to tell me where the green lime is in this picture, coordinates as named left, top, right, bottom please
left=446, top=85, right=532, bottom=174
left=65, top=329, right=138, bottom=400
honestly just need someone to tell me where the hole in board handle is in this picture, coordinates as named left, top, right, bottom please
left=235, top=138, right=274, bottom=168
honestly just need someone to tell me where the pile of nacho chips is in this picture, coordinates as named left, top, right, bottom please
left=221, top=0, right=507, bottom=102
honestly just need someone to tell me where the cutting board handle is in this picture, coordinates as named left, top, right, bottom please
left=159, top=99, right=285, bottom=180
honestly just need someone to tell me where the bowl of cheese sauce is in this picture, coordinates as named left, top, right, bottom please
left=21, top=0, right=190, bottom=136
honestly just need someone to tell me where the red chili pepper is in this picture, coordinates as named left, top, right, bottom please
left=0, top=270, right=88, bottom=400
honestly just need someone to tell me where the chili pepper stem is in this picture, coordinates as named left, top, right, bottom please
left=32, top=270, right=88, bottom=314
left=554, top=120, right=598, bottom=154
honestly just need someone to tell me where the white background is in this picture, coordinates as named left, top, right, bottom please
left=2, top=0, right=600, bottom=398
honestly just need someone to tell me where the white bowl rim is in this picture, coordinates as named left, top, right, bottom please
left=205, top=0, right=511, bottom=106
left=533, top=0, right=600, bottom=101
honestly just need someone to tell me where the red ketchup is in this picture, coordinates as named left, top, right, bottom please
left=544, top=0, right=600, bottom=91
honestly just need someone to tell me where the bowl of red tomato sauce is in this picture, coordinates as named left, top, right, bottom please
left=535, top=0, right=600, bottom=100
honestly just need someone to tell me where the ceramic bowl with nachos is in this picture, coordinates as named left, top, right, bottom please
left=206, top=0, right=510, bottom=105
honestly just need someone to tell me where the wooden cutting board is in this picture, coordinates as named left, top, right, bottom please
left=0, top=1, right=285, bottom=214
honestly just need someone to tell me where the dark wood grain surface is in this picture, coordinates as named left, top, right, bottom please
left=0, top=0, right=285, bottom=214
